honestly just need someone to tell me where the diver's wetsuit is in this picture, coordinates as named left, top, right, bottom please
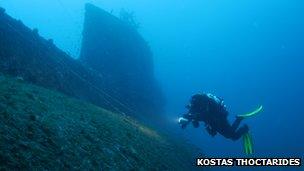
left=182, top=93, right=249, bottom=141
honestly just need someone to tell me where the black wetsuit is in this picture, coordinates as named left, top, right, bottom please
left=183, top=94, right=249, bottom=141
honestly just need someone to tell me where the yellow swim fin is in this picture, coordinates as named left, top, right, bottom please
left=238, top=105, right=263, bottom=119
left=243, top=132, right=253, bottom=155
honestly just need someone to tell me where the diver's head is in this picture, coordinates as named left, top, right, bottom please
left=191, top=93, right=207, bottom=103
left=189, top=93, right=209, bottom=111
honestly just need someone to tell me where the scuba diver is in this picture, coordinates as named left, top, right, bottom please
left=178, top=93, right=263, bottom=154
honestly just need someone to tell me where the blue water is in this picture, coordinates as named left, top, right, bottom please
left=1, top=0, right=303, bottom=168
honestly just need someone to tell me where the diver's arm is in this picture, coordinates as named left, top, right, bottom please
left=182, top=113, right=193, bottom=120
left=205, top=125, right=217, bottom=137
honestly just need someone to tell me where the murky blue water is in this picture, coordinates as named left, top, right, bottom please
left=1, top=0, right=303, bottom=170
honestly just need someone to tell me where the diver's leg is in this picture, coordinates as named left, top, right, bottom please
left=216, top=117, right=248, bottom=141
left=231, top=117, right=243, bottom=131
left=213, top=118, right=234, bottom=139
left=231, top=124, right=249, bottom=141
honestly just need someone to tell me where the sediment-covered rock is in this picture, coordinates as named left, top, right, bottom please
left=0, top=75, right=198, bottom=170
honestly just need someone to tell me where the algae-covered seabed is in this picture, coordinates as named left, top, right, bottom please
left=0, top=75, right=200, bottom=170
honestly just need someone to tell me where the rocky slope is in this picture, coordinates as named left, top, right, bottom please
left=0, top=7, right=136, bottom=118
left=0, top=75, right=199, bottom=170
